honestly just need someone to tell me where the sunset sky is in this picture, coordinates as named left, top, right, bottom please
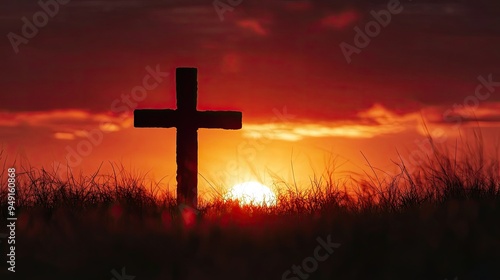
left=1, top=0, right=500, bottom=198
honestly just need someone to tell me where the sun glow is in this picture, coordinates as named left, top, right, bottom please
left=224, top=181, right=277, bottom=206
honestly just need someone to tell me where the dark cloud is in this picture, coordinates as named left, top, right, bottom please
left=1, top=0, right=499, bottom=125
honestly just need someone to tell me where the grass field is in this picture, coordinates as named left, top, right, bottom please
left=0, top=138, right=499, bottom=280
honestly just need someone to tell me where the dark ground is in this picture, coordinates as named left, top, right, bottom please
left=0, top=192, right=499, bottom=280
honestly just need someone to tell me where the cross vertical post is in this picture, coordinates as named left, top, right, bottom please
left=176, top=68, right=198, bottom=207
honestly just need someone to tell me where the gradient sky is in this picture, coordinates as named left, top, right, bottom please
left=1, top=0, right=500, bottom=197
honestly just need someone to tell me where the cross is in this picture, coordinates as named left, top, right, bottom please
left=134, top=68, right=242, bottom=209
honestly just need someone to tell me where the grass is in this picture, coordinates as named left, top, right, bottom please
left=0, top=135, right=499, bottom=280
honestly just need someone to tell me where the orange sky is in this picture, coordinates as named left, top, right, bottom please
left=1, top=0, right=500, bottom=199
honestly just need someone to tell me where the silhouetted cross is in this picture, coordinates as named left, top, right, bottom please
left=134, top=68, right=242, bottom=208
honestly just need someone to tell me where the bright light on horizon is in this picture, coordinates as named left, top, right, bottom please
left=224, top=181, right=277, bottom=206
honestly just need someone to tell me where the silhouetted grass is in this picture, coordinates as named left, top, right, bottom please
left=0, top=135, right=499, bottom=280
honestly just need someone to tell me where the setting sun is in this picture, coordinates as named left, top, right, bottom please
left=224, top=181, right=277, bottom=206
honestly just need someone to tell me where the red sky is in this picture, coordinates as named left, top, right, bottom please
left=1, top=0, right=500, bottom=198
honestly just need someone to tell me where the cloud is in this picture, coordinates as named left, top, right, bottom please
left=242, top=104, right=418, bottom=141
left=236, top=19, right=268, bottom=36
left=243, top=122, right=403, bottom=141
left=1, top=100, right=500, bottom=145
left=424, top=102, right=500, bottom=126
left=357, top=103, right=418, bottom=125
left=319, top=10, right=360, bottom=30
left=400, top=3, right=469, bottom=16
left=2, top=0, right=499, bottom=118
left=0, top=109, right=132, bottom=140
left=283, top=1, right=313, bottom=12
left=242, top=102, right=500, bottom=141
left=54, top=132, right=76, bottom=140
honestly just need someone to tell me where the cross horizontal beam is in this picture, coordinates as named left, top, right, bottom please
left=134, top=109, right=242, bottom=129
